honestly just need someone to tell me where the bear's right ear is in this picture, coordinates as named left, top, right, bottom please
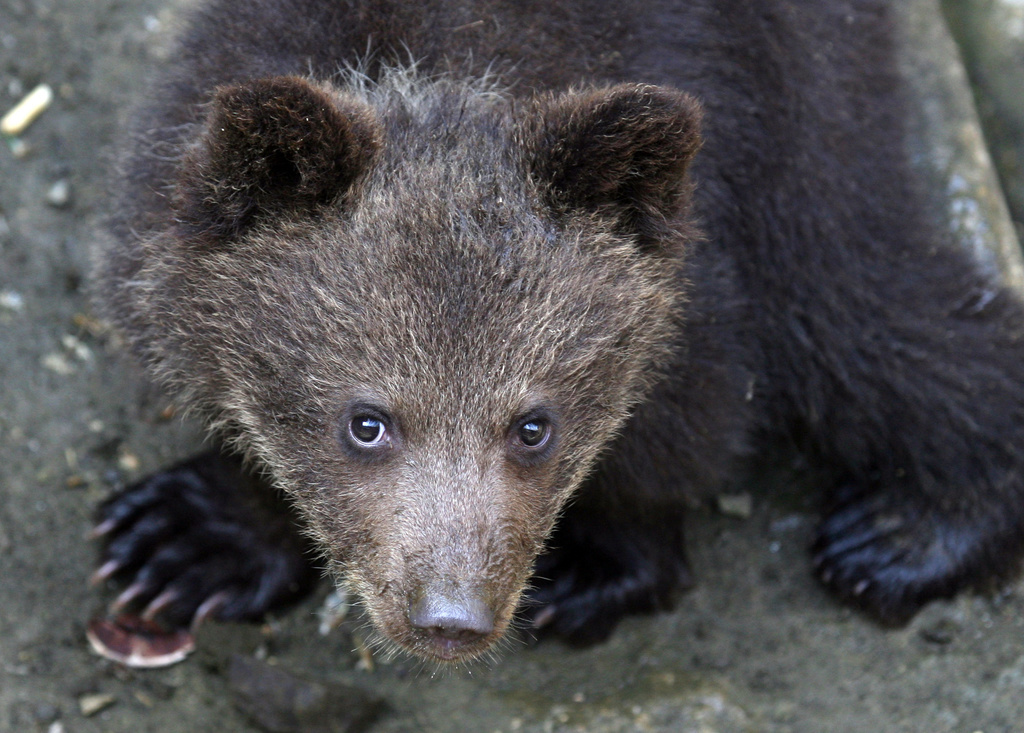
left=526, top=84, right=702, bottom=247
left=174, top=76, right=381, bottom=243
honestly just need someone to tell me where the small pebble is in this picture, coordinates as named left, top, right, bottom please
left=61, top=333, right=92, bottom=362
left=118, top=450, right=140, bottom=473
left=8, top=137, right=30, bottom=158
left=45, top=179, right=71, bottom=208
left=354, top=635, right=374, bottom=672
left=1, top=83, right=52, bottom=135
left=41, top=353, right=75, bottom=376
left=0, top=290, right=24, bottom=312
left=716, top=492, right=753, bottom=519
left=317, top=589, right=350, bottom=635
left=78, top=693, right=115, bottom=717
left=71, top=312, right=108, bottom=337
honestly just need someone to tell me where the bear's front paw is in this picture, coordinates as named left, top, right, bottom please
left=522, top=545, right=688, bottom=645
left=92, top=452, right=316, bottom=629
left=812, top=487, right=988, bottom=624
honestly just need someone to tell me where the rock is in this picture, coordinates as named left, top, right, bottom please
left=77, top=692, right=115, bottom=717
left=894, top=0, right=1024, bottom=289
left=8, top=136, right=30, bottom=158
left=41, top=352, right=75, bottom=375
left=716, top=492, right=753, bottom=519
left=45, top=179, right=71, bottom=208
left=227, top=655, right=385, bottom=733
left=943, top=0, right=1024, bottom=230
left=0, top=290, right=24, bottom=312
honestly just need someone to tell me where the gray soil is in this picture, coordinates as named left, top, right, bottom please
left=3, top=1, right=1024, bottom=732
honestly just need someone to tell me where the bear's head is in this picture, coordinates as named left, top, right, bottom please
left=130, top=73, right=701, bottom=662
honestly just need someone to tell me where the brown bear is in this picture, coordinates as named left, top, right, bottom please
left=92, top=0, right=1024, bottom=663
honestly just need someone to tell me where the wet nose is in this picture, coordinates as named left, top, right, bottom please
left=409, top=591, right=495, bottom=645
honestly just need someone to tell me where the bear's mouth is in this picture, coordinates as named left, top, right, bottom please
left=408, top=626, right=503, bottom=663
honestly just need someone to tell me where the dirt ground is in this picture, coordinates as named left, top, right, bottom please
left=4, top=1, right=1024, bottom=732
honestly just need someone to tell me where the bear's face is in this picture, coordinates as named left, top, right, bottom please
left=136, top=74, right=701, bottom=661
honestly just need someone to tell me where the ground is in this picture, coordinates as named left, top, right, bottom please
left=3, top=1, right=1024, bottom=731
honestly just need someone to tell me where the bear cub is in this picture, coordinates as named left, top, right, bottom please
left=92, top=0, right=1024, bottom=663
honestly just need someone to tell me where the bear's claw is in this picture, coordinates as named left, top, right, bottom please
left=812, top=487, right=989, bottom=624
left=92, top=451, right=316, bottom=629
left=524, top=538, right=689, bottom=645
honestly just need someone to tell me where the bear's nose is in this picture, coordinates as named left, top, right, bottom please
left=409, top=591, right=495, bottom=646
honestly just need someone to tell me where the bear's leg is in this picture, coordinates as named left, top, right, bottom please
left=805, top=291, right=1024, bottom=623
left=524, top=501, right=690, bottom=644
left=812, top=475, right=1022, bottom=624
left=92, top=450, right=318, bottom=628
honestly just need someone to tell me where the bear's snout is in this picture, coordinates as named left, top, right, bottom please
left=408, top=588, right=496, bottom=658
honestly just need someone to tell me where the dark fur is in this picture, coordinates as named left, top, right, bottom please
left=93, top=0, right=1024, bottom=662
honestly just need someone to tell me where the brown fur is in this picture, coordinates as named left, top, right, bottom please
left=98, top=65, right=701, bottom=659
left=93, top=0, right=1024, bottom=663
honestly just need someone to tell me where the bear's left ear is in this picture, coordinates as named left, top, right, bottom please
left=174, top=76, right=382, bottom=243
left=526, top=84, right=702, bottom=245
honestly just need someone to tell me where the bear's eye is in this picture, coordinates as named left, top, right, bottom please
left=517, top=419, right=550, bottom=449
left=349, top=415, right=387, bottom=447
